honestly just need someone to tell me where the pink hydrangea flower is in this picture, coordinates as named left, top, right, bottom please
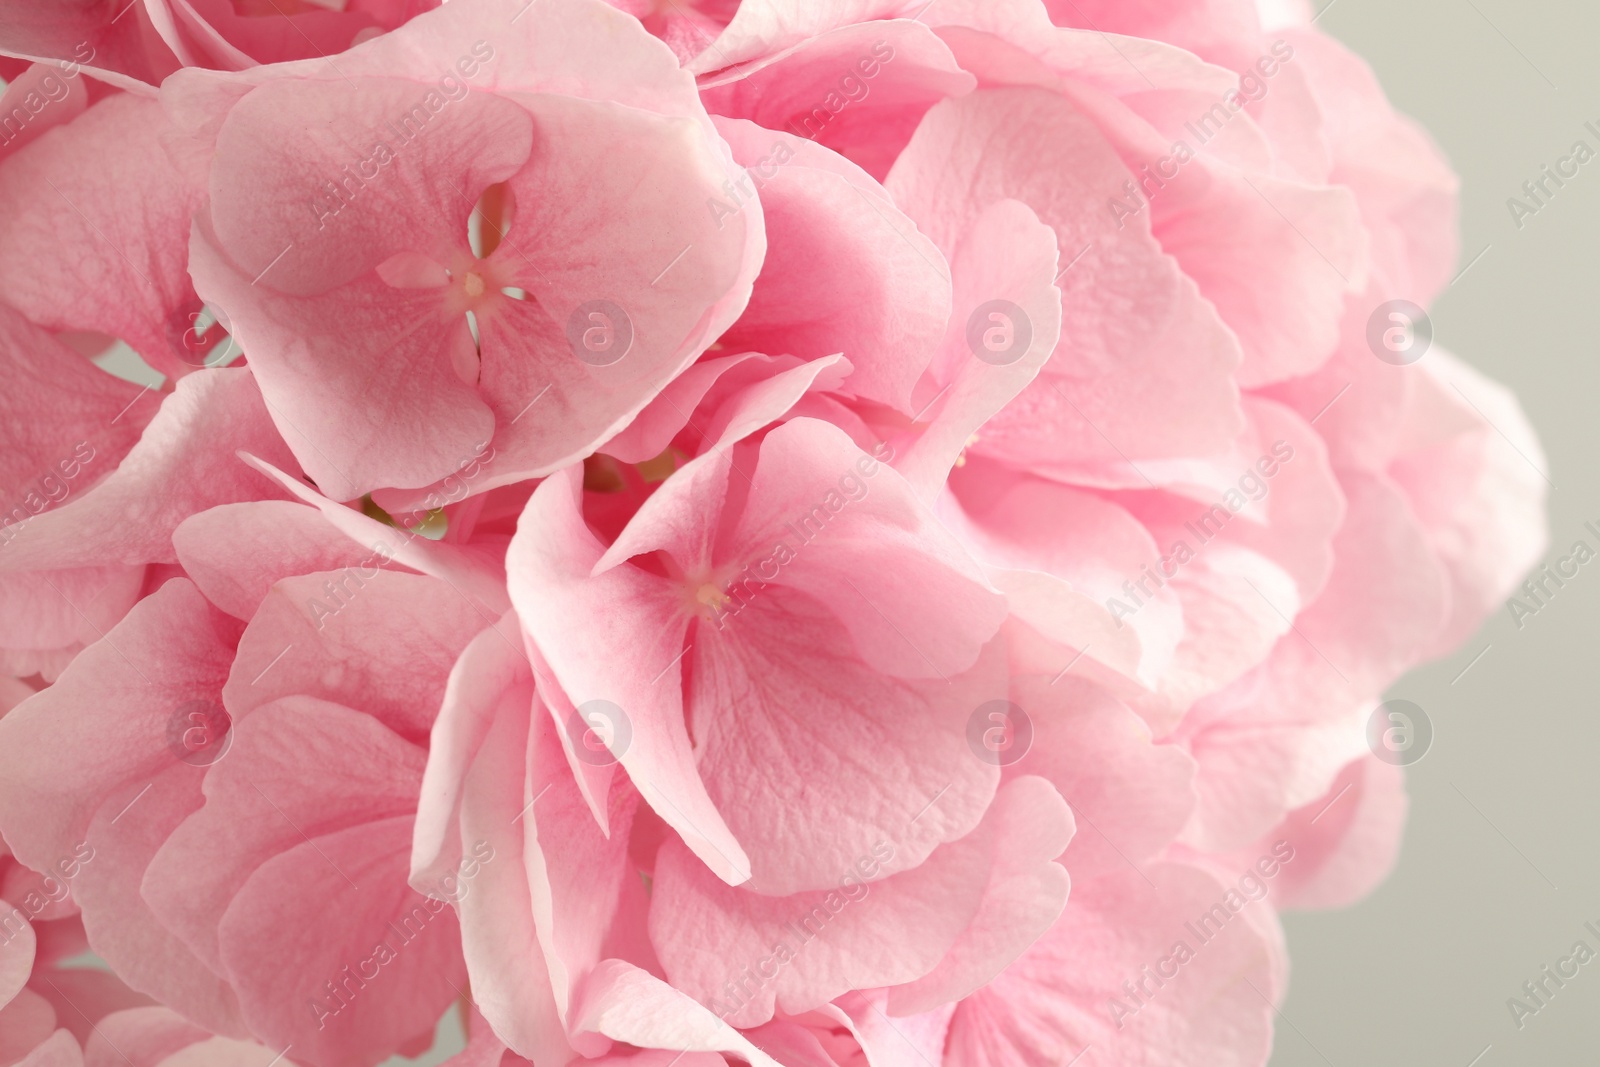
left=0, top=495, right=517, bottom=1065
left=0, top=90, right=306, bottom=678
left=170, top=0, right=764, bottom=503
left=0, top=0, right=1548, bottom=1065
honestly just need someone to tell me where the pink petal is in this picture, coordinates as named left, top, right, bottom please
left=215, top=815, right=463, bottom=1066
left=686, top=0, right=925, bottom=73
left=0, top=579, right=238, bottom=901
left=947, top=864, right=1277, bottom=1067
left=30, top=968, right=155, bottom=1047
left=649, top=777, right=1070, bottom=1026
left=220, top=571, right=487, bottom=746
left=1040, top=0, right=1264, bottom=64
left=0, top=370, right=301, bottom=572
left=0, top=989, right=58, bottom=1065
left=0, top=62, right=87, bottom=163
left=888, top=88, right=1244, bottom=484
left=142, top=699, right=426, bottom=976
left=0, top=94, right=205, bottom=378
left=445, top=705, right=571, bottom=1066
left=13, top=1029, right=82, bottom=1067
left=943, top=466, right=1181, bottom=691
left=150, top=0, right=432, bottom=70
left=887, top=777, right=1075, bottom=1013
left=0, top=0, right=177, bottom=91
left=410, top=615, right=530, bottom=890
left=700, top=20, right=976, bottom=180
left=569, top=959, right=782, bottom=1066
left=1005, top=676, right=1196, bottom=882
left=1180, top=472, right=1449, bottom=850
left=508, top=466, right=750, bottom=886
left=1268, top=755, right=1407, bottom=910
left=148, top=1036, right=301, bottom=1067
left=0, top=568, right=145, bottom=682
left=173, top=502, right=399, bottom=622
left=1390, top=350, right=1549, bottom=655
left=890, top=197, right=1061, bottom=502
left=689, top=583, right=1005, bottom=894
left=78, top=768, right=247, bottom=1036
left=598, top=353, right=771, bottom=465
left=160, top=0, right=712, bottom=134
left=599, top=353, right=841, bottom=467
left=1145, top=166, right=1365, bottom=387
left=83, top=1006, right=203, bottom=1067
left=1287, top=29, right=1458, bottom=303
left=718, top=418, right=1007, bottom=680
left=967, top=22, right=1367, bottom=388
left=520, top=714, right=640, bottom=1032
left=713, top=117, right=949, bottom=414
left=0, top=581, right=247, bottom=1033
left=237, top=455, right=510, bottom=614
left=0, top=300, right=151, bottom=535
left=830, top=993, right=953, bottom=1067
left=0, top=896, right=36, bottom=1007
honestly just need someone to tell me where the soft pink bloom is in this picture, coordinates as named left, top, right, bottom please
left=602, top=0, right=740, bottom=64
left=84, top=1006, right=308, bottom=1066
left=0, top=62, right=88, bottom=164
left=0, top=492, right=520, bottom=1065
left=0, top=0, right=1551, bottom=1065
left=0, top=91, right=206, bottom=380
left=170, top=0, right=764, bottom=503
left=0, top=91, right=303, bottom=677
left=0, top=811, right=159, bottom=1065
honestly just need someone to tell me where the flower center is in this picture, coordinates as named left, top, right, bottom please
left=440, top=255, right=509, bottom=317
left=695, top=583, right=729, bottom=612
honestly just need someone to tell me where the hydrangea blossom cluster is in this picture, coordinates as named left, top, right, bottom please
left=0, top=1, right=1547, bottom=1065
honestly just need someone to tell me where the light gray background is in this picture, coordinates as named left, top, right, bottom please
left=1270, top=1, right=1600, bottom=1064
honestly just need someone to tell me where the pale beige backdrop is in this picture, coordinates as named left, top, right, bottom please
left=1270, top=0, right=1600, bottom=1064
